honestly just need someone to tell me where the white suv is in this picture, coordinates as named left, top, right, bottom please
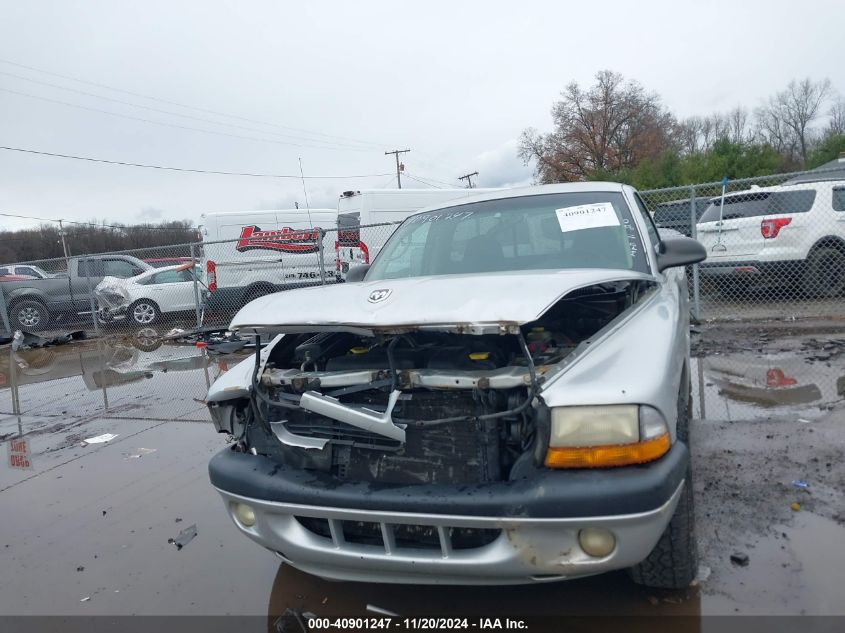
left=696, top=180, right=845, bottom=297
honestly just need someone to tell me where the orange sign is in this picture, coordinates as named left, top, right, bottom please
left=7, top=438, right=32, bottom=470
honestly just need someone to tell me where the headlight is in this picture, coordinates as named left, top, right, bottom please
left=545, top=405, right=670, bottom=469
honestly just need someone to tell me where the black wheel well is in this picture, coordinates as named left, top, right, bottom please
left=244, top=283, right=275, bottom=298
left=809, top=236, right=845, bottom=256
left=8, top=295, right=48, bottom=309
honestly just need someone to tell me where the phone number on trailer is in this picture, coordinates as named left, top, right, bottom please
left=307, top=618, right=528, bottom=630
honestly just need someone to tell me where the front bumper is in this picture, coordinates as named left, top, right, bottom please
left=209, top=443, right=688, bottom=584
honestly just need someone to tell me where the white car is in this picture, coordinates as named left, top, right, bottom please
left=0, top=264, right=56, bottom=279
left=696, top=180, right=845, bottom=297
left=95, top=263, right=204, bottom=325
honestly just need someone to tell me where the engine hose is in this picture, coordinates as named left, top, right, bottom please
left=397, top=330, right=539, bottom=427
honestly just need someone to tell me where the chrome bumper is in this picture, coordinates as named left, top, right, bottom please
left=214, top=480, right=684, bottom=585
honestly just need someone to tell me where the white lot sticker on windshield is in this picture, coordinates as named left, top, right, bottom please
left=555, top=202, right=620, bottom=233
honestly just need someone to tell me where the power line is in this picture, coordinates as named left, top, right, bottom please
left=0, top=145, right=392, bottom=179
left=0, top=210, right=193, bottom=231
left=0, top=57, right=387, bottom=149
left=0, top=69, right=378, bottom=150
left=376, top=174, right=398, bottom=188
left=0, top=87, right=373, bottom=153
left=405, top=172, right=461, bottom=188
left=401, top=173, right=443, bottom=189
left=403, top=172, right=462, bottom=189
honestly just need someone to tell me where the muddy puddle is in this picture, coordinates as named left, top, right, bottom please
left=691, top=329, right=845, bottom=422
left=0, top=327, right=844, bottom=621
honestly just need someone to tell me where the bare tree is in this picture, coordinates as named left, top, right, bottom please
left=758, top=78, right=832, bottom=163
left=754, top=102, right=795, bottom=158
left=699, top=113, right=730, bottom=150
left=519, top=70, right=675, bottom=182
left=828, top=98, right=845, bottom=136
left=728, top=106, right=750, bottom=143
left=676, top=116, right=704, bottom=155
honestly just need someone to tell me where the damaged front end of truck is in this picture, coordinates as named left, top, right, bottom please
left=209, top=274, right=661, bottom=488
left=206, top=185, right=701, bottom=588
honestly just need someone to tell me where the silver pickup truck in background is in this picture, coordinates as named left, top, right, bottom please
left=1, top=254, right=151, bottom=331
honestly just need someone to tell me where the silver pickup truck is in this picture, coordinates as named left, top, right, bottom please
left=205, top=183, right=706, bottom=590
left=1, top=255, right=151, bottom=331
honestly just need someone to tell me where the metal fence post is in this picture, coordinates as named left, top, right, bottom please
left=190, top=243, right=203, bottom=328
left=83, top=257, right=101, bottom=336
left=317, top=229, right=327, bottom=286
left=0, top=284, right=12, bottom=334
left=689, top=185, right=701, bottom=321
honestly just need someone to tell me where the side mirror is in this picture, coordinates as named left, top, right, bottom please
left=345, top=264, right=370, bottom=283
left=656, top=236, right=707, bottom=272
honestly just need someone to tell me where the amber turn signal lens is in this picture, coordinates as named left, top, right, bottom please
left=544, top=433, right=670, bottom=469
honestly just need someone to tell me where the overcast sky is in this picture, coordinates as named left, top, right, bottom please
left=1, top=0, right=843, bottom=231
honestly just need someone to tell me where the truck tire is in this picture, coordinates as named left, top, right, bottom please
left=676, top=368, right=691, bottom=443
left=803, top=246, right=845, bottom=298
left=628, top=374, right=697, bottom=589
left=11, top=299, right=50, bottom=331
left=129, top=299, right=160, bottom=325
left=628, top=470, right=697, bottom=590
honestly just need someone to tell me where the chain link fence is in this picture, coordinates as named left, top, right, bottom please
left=2, top=169, right=844, bottom=430
left=639, top=169, right=845, bottom=321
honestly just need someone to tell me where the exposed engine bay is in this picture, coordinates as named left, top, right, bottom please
left=222, top=280, right=655, bottom=486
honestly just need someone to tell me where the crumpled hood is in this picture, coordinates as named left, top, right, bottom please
left=230, top=269, right=654, bottom=334
left=94, top=276, right=132, bottom=309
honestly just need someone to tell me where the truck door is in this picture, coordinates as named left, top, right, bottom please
left=336, top=212, right=361, bottom=274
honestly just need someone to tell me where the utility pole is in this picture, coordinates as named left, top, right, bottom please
left=458, top=171, right=479, bottom=188
left=385, top=149, right=410, bottom=189
left=58, top=219, right=71, bottom=257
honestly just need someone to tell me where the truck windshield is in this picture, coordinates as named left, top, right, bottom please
left=366, top=192, right=649, bottom=281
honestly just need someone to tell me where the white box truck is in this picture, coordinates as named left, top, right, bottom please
left=335, top=188, right=498, bottom=273
left=200, top=208, right=337, bottom=314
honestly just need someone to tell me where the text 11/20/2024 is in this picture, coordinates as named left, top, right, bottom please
left=307, top=617, right=528, bottom=630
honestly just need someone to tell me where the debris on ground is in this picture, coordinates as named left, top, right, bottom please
left=76, top=566, right=84, bottom=572
left=206, top=339, right=251, bottom=354
left=273, top=609, right=316, bottom=633
left=125, top=448, right=157, bottom=459
left=80, top=596, right=90, bottom=603
left=791, top=502, right=802, bottom=511
left=168, top=524, right=197, bottom=550
left=366, top=604, right=400, bottom=616
left=730, top=552, right=750, bottom=566
left=163, top=326, right=254, bottom=354
left=82, top=433, right=119, bottom=445
left=791, top=479, right=809, bottom=489
left=8, top=329, right=86, bottom=351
